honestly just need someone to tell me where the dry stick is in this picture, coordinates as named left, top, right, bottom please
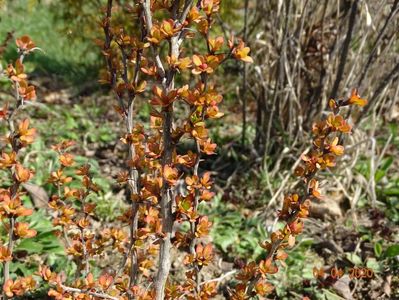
left=343, top=0, right=397, bottom=120
left=358, top=61, right=399, bottom=121
left=199, top=270, right=237, bottom=286
left=343, top=0, right=391, bottom=89
left=309, top=0, right=328, bottom=110
left=329, top=0, right=358, bottom=99
left=342, top=31, right=369, bottom=90
left=357, top=0, right=399, bottom=88
left=59, top=284, right=119, bottom=300
left=264, top=0, right=290, bottom=157
left=290, top=0, right=309, bottom=138
left=376, top=134, right=393, bottom=172
left=241, top=0, right=249, bottom=146
left=388, top=83, right=399, bottom=118
left=277, top=0, right=292, bottom=133
left=344, top=0, right=386, bottom=88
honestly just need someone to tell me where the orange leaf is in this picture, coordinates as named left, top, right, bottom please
left=16, top=35, right=35, bottom=52
left=59, top=153, right=74, bottom=167
left=164, top=165, right=179, bottom=185
left=14, top=222, right=37, bottom=238
left=348, top=88, right=367, bottom=107
left=14, top=164, right=32, bottom=183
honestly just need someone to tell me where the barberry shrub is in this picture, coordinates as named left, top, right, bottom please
left=232, top=90, right=367, bottom=298
left=97, top=0, right=251, bottom=299
left=0, top=36, right=38, bottom=298
left=0, top=2, right=368, bottom=300
left=39, top=0, right=251, bottom=299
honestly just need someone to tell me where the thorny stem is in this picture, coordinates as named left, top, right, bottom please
left=155, top=104, right=174, bottom=300
left=102, top=0, right=143, bottom=293
left=3, top=183, right=20, bottom=298
left=141, top=1, right=196, bottom=298
left=140, top=0, right=182, bottom=298
left=245, top=193, right=314, bottom=295
left=56, top=180, right=72, bottom=249
left=80, top=228, right=89, bottom=275
left=124, top=7, right=145, bottom=292
left=152, top=1, right=195, bottom=294
left=245, top=125, right=333, bottom=296
left=3, top=217, right=15, bottom=291
left=188, top=49, right=210, bottom=295
left=2, top=52, right=26, bottom=299
left=80, top=196, right=90, bottom=276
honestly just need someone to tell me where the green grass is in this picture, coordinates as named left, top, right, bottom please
left=0, top=0, right=100, bottom=85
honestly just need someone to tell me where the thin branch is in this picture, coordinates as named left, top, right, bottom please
left=103, top=0, right=127, bottom=116
left=179, top=0, right=194, bottom=25
left=142, top=0, right=166, bottom=80
left=102, top=0, right=143, bottom=292
left=3, top=217, right=15, bottom=289
left=200, top=270, right=237, bottom=286
left=357, top=0, right=399, bottom=88
left=359, top=61, right=399, bottom=119
left=59, top=284, right=119, bottom=300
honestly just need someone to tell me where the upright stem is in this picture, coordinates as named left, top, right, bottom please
left=80, top=228, right=89, bottom=275
left=141, top=1, right=194, bottom=297
left=127, top=98, right=140, bottom=289
left=155, top=106, right=174, bottom=300
left=189, top=137, right=202, bottom=294
left=3, top=54, right=24, bottom=297
left=3, top=217, right=15, bottom=288
left=125, top=8, right=145, bottom=292
left=103, top=0, right=142, bottom=292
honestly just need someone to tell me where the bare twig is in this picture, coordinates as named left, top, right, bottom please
left=142, top=0, right=166, bottom=80
left=59, top=284, right=119, bottom=300
left=200, top=270, right=237, bottom=286
left=357, top=0, right=399, bottom=87
left=241, top=0, right=249, bottom=146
